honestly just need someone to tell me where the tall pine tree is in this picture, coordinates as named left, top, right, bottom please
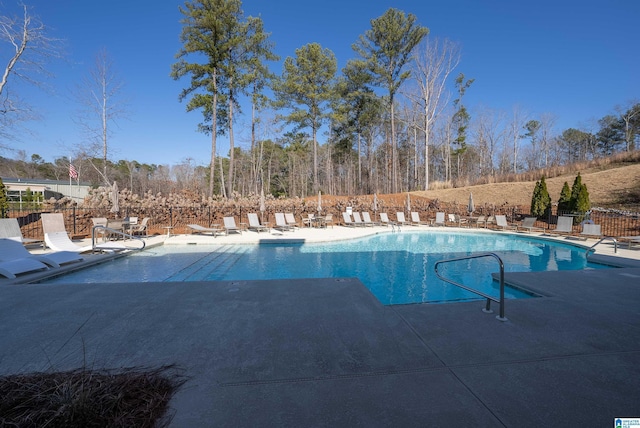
left=352, top=8, right=428, bottom=192
left=530, top=176, right=551, bottom=218
left=568, top=172, right=590, bottom=223
left=557, top=181, right=572, bottom=214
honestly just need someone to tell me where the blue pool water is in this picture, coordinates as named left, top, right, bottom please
left=41, top=231, right=608, bottom=305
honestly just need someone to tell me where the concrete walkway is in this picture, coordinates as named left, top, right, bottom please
left=1, top=226, right=640, bottom=426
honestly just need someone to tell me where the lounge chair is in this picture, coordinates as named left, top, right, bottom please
left=580, top=223, right=602, bottom=239
left=379, top=212, right=394, bottom=227
left=0, top=218, right=41, bottom=245
left=361, top=212, right=377, bottom=226
left=0, top=238, right=82, bottom=268
left=285, top=213, right=300, bottom=229
left=495, top=215, right=518, bottom=231
left=0, top=257, right=49, bottom=279
left=41, top=213, right=128, bottom=253
left=223, top=217, right=242, bottom=234
left=247, top=213, right=269, bottom=233
left=187, top=224, right=224, bottom=236
left=619, top=235, right=640, bottom=249
left=550, top=216, right=574, bottom=236
left=486, top=216, right=496, bottom=228
left=396, top=212, right=409, bottom=226
left=433, top=212, right=446, bottom=226
left=518, top=217, right=545, bottom=233
left=410, top=212, right=428, bottom=226
left=274, top=213, right=293, bottom=231
left=352, top=212, right=370, bottom=227
left=342, top=212, right=356, bottom=227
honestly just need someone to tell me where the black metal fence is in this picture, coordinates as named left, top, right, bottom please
left=8, top=203, right=640, bottom=241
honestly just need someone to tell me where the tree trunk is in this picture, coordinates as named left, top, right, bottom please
left=390, top=99, right=397, bottom=193
left=208, top=70, right=218, bottom=199
left=227, top=85, right=235, bottom=198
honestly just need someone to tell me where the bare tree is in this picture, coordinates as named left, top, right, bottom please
left=0, top=3, right=61, bottom=142
left=616, top=100, right=640, bottom=152
left=507, top=106, right=527, bottom=174
left=473, top=107, right=505, bottom=177
left=538, top=112, right=557, bottom=167
left=409, top=37, right=459, bottom=190
left=73, top=48, right=127, bottom=186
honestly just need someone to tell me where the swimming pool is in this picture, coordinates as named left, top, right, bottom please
left=40, top=231, right=607, bottom=305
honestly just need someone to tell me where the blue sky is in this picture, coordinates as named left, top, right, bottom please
left=4, top=0, right=639, bottom=166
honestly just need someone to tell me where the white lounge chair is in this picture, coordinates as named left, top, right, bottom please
left=342, top=212, right=356, bottom=227
left=45, top=231, right=127, bottom=253
left=274, top=213, right=293, bottom=231
left=379, top=212, right=394, bottom=227
left=433, top=212, right=446, bottom=226
left=0, top=238, right=82, bottom=268
left=580, top=223, right=602, bottom=239
left=223, top=217, right=242, bottom=234
left=396, top=212, right=409, bottom=226
left=495, top=215, right=518, bottom=231
left=285, top=213, right=300, bottom=229
left=247, top=213, right=269, bottom=233
left=187, top=224, right=224, bottom=236
left=619, top=235, right=640, bottom=249
left=0, top=257, right=49, bottom=279
left=352, top=212, right=370, bottom=227
left=518, top=217, right=545, bottom=233
left=42, top=213, right=128, bottom=253
left=0, top=218, right=41, bottom=244
left=361, top=212, right=377, bottom=226
left=410, top=212, right=428, bottom=226
left=551, top=216, right=574, bottom=236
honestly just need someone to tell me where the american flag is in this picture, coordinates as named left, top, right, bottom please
left=69, top=164, right=78, bottom=179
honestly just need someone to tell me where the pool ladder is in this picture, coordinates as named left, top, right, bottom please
left=434, top=253, right=508, bottom=322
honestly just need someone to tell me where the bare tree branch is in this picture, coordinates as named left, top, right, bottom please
left=0, top=3, right=62, bottom=143
left=72, top=48, right=128, bottom=186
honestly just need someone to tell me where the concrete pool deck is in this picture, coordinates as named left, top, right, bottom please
left=1, top=225, right=640, bottom=426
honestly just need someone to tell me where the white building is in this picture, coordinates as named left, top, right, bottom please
left=2, top=177, right=92, bottom=207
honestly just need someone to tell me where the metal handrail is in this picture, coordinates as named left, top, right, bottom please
left=586, top=236, right=617, bottom=256
left=434, top=252, right=508, bottom=322
left=91, top=225, right=146, bottom=251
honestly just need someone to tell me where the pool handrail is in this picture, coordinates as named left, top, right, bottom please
left=91, top=225, right=146, bottom=251
left=434, top=252, right=507, bottom=322
left=586, top=236, right=617, bottom=256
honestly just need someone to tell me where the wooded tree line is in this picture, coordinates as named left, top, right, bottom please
left=1, top=2, right=639, bottom=200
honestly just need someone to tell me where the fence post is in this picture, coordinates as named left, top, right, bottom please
left=72, top=206, right=77, bottom=234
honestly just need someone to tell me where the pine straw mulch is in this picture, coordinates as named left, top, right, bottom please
left=0, top=365, right=186, bottom=428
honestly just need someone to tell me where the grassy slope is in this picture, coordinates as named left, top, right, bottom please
left=410, top=163, right=640, bottom=208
